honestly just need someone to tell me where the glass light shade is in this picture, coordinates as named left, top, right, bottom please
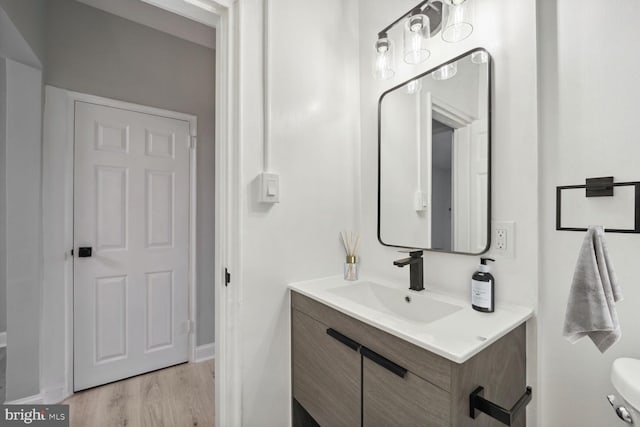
left=373, top=37, right=395, bottom=80
left=432, top=62, right=458, bottom=81
left=442, top=0, right=467, bottom=5
left=405, top=78, right=422, bottom=94
left=442, top=1, right=474, bottom=43
left=403, top=13, right=431, bottom=64
left=471, top=50, right=488, bottom=64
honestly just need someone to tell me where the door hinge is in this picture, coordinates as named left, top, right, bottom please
left=70, top=248, right=74, bottom=256
left=189, top=136, right=197, bottom=150
left=225, top=268, right=231, bottom=287
left=183, top=320, right=194, bottom=334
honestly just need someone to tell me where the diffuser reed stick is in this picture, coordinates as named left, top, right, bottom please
left=341, top=231, right=359, bottom=281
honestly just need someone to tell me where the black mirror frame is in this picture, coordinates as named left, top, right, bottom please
left=377, top=47, right=493, bottom=256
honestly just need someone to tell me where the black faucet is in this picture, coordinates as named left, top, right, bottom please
left=393, top=250, right=424, bottom=291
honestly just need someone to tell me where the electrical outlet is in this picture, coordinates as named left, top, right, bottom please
left=492, top=221, right=515, bottom=258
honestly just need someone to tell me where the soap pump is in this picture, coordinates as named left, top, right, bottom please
left=471, top=257, right=496, bottom=313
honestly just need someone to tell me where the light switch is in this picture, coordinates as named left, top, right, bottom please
left=258, top=172, right=280, bottom=203
left=267, top=180, right=277, bottom=196
left=414, top=191, right=428, bottom=212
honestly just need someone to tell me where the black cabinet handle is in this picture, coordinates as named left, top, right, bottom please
left=326, top=328, right=360, bottom=351
left=361, top=347, right=407, bottom=378
left=470, top=386, right=532, bottom=426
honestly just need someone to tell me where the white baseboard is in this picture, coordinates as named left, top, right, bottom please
left=42, top=384, right=68, bottom=404
left=194, top=343, right=215, bottom=362
left=0, top=332, right=6, bottom=348
left=6, top=393, right=44, bottom=405
left=6, top=384, right=69, bottom=405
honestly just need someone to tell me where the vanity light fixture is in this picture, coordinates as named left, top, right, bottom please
left=373, top=33, right=395, bottom=80
left=441, top=0, right=474, bottom=43
left=432, top=62, right=458, bottom=80
left=403, top=9, right=431, bottom=64
left=373, top=0, right=475, bottom=81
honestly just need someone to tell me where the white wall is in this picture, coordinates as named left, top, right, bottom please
left=379, top=90, right=430, bottom=247
left=538, top=1, right=640, bottom=425
left=358, top=0, right=540, bottom=423
left=3, top=58, right=43, bottom=402
left=236, top=0, right=360, bottom=425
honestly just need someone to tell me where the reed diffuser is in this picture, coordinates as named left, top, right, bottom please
left=340, top=231, right=360, bottom=281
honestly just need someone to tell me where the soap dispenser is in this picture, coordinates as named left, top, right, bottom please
left=471, top=258, right=496, bottom=313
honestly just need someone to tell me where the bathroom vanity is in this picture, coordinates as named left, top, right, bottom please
left=290, top=277, right=532, bottom=427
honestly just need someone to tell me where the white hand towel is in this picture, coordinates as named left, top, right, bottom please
left=563, top=225, right=623, bottom=353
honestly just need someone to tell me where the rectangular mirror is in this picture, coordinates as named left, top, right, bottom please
left=378, top=48, right=491, bottom=254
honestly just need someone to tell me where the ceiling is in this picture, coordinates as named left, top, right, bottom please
left=75, top=0, right=216, bottom=49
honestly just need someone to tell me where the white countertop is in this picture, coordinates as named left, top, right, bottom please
left=289, top=275, right=533, bottom=364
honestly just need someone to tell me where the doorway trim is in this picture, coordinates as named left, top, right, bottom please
left=44, top=86, right=199, bottom=394
left=42, top=1, right=241, bottom=425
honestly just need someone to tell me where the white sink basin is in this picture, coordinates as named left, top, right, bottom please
left=612, top=358, right=640, bottom=412
left=329, top=281, right=462, bottom=324
left=289, top=276, right=533, bottom=363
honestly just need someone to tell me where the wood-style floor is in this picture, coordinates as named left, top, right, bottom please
left=64, top=360, right=214, bottom=427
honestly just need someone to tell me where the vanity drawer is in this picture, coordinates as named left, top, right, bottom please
left=363, top=356, right=450, bottom=427
left=292, top=309, right=361, bottom=427
left=291, top=291, right=452, bottom=392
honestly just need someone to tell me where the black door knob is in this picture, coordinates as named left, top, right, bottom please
left=78, top=247, right=92, bottom=258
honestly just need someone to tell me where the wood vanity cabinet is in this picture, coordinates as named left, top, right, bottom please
left=291, top=291, right=527, bottom=427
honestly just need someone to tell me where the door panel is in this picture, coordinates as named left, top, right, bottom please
left=146, top=170, right=175, bottom=248
left=74, top=101, right=190, bottom=391
left=145, top=270, right=174, bottom=351
left=95, top=166, right=128, bottom=251
left=95, top=275, right=128, bottom=363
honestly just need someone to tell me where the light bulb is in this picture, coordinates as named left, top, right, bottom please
left=373, top=36, right=395, bottom=80
left=432, top=62, right=458, bottom=81
left=403, top=12, right=430, bottom=64
left=471, top=51, right=488, bottom=64
left=442, top=1, right=474, bottom=43
left=405, top=79, right=422, bottom=94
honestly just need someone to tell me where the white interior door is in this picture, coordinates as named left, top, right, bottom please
left=73, top=101, right=190, bottom=391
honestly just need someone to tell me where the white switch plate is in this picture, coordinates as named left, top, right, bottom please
left=258, top=172, right=280, bottom=203
left=492, top=221, right=515, bottom=258
left=414, top=191, right=428, bottom=211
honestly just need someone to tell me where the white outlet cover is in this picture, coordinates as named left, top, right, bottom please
left=492, top=221, right=515, bottom=258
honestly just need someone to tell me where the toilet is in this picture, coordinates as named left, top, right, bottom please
left=610, top=358, right=640, bottom=423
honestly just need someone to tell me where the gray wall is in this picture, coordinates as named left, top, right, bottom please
left=0, top=0, right=46, bottom=66
left=0, top=0, right=47, bottom=343
left=431, top=129, right=453, bottom=251
left=0, top=0, right=46, bottom=401
left=0, top=59, right=6, bottom=335
left=3, top=58, right=43, bottom=402
left=45, top=0, right=215, bottom=345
